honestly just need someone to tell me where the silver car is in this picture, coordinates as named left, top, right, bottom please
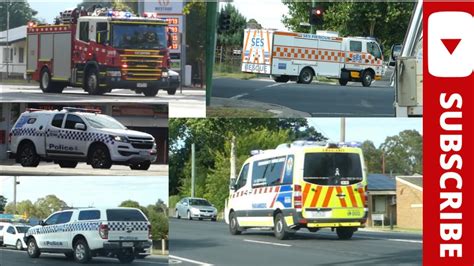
left=175, top=197, right=217, bottom=221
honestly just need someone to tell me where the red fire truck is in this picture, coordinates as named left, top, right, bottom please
left=26, top=8, right=179, bottom=97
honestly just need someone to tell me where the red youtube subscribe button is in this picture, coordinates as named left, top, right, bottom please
left=425, top=2, right=473, bottom=265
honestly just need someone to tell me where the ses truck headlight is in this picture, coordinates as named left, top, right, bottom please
left=111, top=135, right=129, bottom=143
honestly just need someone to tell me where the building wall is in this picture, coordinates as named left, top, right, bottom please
left=367, top=193, right=397, bottom=227
left=0, top=41, right=27, bottom=78
left=396, top=181, right=423, bottom=229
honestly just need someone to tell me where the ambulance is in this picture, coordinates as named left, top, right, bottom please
left=241, top=29, right=384, bottom=87
left=224, top=140, right=368, bottom=240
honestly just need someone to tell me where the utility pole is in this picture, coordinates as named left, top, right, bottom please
left=230, top=136, right=236, bottom=180
left=6, top=0, right=10, bottom=78
left=191, top=143, right=195, bottom=197
left=13, top=176, right=18, bottom=214
left=382, top=152, right=385, bottom=174
left=340, top=117, right=346, bottom=142
left=205, top=2, right=218, bottom=106
left=310, top=0, right=316, bottom=34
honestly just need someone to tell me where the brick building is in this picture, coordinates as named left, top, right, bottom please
left=396, top=175, right=423, bottom=230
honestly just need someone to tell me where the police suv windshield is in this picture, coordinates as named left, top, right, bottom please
left=82, top=114, right=126, bottom=130
left=303, top=152, right=363, bottom=185
left=112, top=24, right=166, bottom=50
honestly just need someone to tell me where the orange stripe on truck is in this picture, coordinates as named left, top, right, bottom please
left=347, top=186, right=358, bottom=207
left=302, top=183, right=311, bottom=205
left=336, top=186, right=347, bottom=208
left=310, top=186, right=323, bottom=207
left=242, top=30, right=251, bottom=61
left=322, top=187, right=334, bottom=207
left=274, top=31, right=298, bottom=37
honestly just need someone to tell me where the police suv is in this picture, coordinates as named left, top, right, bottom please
left=24, top=208, right=151, bottom=264
left=8, top=107, right=157, bottom=170
left=225, top=140, right=368, bottom=240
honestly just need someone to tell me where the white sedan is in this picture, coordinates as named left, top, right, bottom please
left=0, top=223, right=30, bottom=250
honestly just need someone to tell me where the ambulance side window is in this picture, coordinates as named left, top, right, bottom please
left=235, top=163, right=249, bottom=190
left=252, top=157, right=285, bottom=187
left=79, top=22, right=90, bottom=42
left=51, top=114, right=65, bottom=128
left=65, top=114, right=86, bottom=130
left=350, top=41, right=362, bottom=52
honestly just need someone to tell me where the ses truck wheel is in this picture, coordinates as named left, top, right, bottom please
left=298, top=68, right=314, bottom=84
left=336, top=227, right=355, bottom=240
left=85, top=69, right=104, bottom=95
left=18, top=142, right=40, bottom=167
left=229, top=212, right=242, bottom=235
left=143, top=88, right=159, bottom=97
left=89, top=145, right=112, bottom=169
left=73, top=239, right=92, bottom=263
left=27, top=238, right=41, bottom=258
left=130, top=161, right=151, bottom=170
left=361, top=71, right=373, bottom=87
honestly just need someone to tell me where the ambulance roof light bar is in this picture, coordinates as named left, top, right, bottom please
left=62, top=107, right=102, bottom=113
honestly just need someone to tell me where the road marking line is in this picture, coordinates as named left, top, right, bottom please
left=359, top=236, right=422, bottom=244
left=230, top=93, right=248, bottom=99
left=265, top=83, right=283, bottom=88
left=243, top=239, right=292, bottom=247
left=169, top=255, right=214, bottom=266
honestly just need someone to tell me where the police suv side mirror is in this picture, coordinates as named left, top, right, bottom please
left=75, top=123, right=86, bottom=130
left=39, top=220, right=45, bottom=226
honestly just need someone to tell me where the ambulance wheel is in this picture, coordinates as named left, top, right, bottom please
left=361, top=70, right=374, bottom=87
left=336, top=227, right=355, bottom=240
left=273, top=76, right=290, bottom=83
left=143, top=88, right=159, bottom=97
left=274, top=212, right=293, bottom=240
left=229, top=212, right=242, bottom=235
left=73, top=239, right=92, bottom=263
left=18, top=142, right=40, bottom=167
left=130, top=161, right=151, bottom=170
left=117, top=250, right=135, bottom=263
left=40, top=68, right=63, bottom=93
left=298, top=68, right=314, bottom=84
left=89, top=144, right=112, bottom=169
left=167, top=87, right=177, bottom=95
left=85, top=68, right=104, bottom=95
left=58, top=161, right=78, bottom=168
left=27, top=238, right=41, bottom=258
left=338, top=78, right=348, bottom=86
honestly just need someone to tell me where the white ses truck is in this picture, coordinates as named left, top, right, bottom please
left=242, top=29, right=384, bottom=86
left=8, top=107, right=157, bottom=170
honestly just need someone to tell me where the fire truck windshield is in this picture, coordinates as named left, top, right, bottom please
left=111, top=24, right=166, bottom=50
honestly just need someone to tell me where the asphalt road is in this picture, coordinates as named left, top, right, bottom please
left=0, top=162, right=168, bottom=176
left=0, top=84, right=205, bottom=118
left=211, top=78, right=395, bottom=117
left=0, top=248, right=168, bottom=265
left=169, top=218, right=422, bottom=265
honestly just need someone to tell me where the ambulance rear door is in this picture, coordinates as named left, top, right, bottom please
left=241, top=29, right=274, bottom=74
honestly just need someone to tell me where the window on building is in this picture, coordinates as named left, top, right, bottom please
left=19, top=47, right=24, bottom=63
left=2, top=48, right=8, bottom=63
left=10, top=48, right=13, bottom=62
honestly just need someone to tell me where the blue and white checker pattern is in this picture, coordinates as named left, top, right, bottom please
left=45, top=130, right=115, bottom=144
left=108, top=221, right=149, bottom=231
left=11, top=128, right=45, bottom=137
left=27, top=221, right=101, bottom=236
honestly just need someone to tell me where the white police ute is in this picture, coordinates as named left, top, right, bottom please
left=24, top=208, right=152, bottom=264
left=8, top=107, right=157, bottom=170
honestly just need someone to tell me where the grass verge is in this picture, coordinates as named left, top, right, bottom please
left=207, top=107, right=274, bottom=118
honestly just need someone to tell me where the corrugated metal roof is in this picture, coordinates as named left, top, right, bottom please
left=368, top=174, right=396, bottom=191
left=0, top=26, right=27, bottom=45
left=397, top=176, right=423, bottom=188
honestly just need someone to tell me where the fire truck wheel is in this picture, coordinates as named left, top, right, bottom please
left=85, top=69, right=104, bottom=95
left=40, top=68, right=63, bottom=93
left=89, top=144, right=112, bottom=169
left=167, top=87, right=177, bottom=95
left=273, top=76, right=290, bottom=83
left=130, top=161, right=151, bottom=170
left=336, top=227, right=355, bottom=240
left=361, top=70, right=374, bottom=87
left=143, top=88, right=159, bottom=97
left=58, top=160, right=78, bottom=168
left=298, top=68, right=314, bottom=84
left=338, top=78, right=348, bottom=86
left=18, top=142, right=41, bottom=167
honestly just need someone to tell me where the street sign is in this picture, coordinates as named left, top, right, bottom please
left=143, top=0, right=184, bottom=14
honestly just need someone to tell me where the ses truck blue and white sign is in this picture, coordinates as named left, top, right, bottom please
left=241, top=29, right=274, bottom=74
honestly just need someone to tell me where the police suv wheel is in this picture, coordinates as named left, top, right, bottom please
left=117, top=251, right=135, bottom=264
left=16, top=239, right=23, bottom=250
left=89, top=145, right=112, bottom=169
left=27, top=238, right=40, bottom=258
left=143, top=88, right=159, bottom=97
left=130, top=161, right=151, bottom=170
left=274, top=213, right=291, bottom=240
left=86, top=69, right=104, bottom=95
left=229, top=212, right=242, bottom=235
left=298, top=68, right=314, bottom=84
left=336, top=227, right=355, bottom=240
left=74, top=239, right=92, bottom=263
left=361, top=71, right=373, bottom=87
left=18, top=142, right=40, bottom=167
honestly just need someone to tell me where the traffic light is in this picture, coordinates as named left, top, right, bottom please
left=219, top=11, right=231, bottom=32
left=309, top=7, right=324, bottom=26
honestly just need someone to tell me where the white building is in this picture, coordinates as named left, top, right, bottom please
left=0, top=26, right=27, bottom=79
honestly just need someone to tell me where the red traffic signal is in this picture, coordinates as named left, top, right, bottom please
left=309, top=7, right=324, bottom=26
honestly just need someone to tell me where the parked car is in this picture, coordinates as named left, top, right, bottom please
left=0, top=222, right=31, bottom=250
left=175, top=197, right=217, bottom=221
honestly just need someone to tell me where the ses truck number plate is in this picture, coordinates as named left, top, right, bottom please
left=137, top=83, right=147, bottom=88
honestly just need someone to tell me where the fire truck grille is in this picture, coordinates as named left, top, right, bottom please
left=120, top=53, right=163, bottom=81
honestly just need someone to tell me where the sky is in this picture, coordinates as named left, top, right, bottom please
left=0, top=176, right=168, bottom=207
left=308, top=118, right=422, bottom=147
left=222, top=0, right=288, bottom=30
left=28, top=0, right=83, bottom=24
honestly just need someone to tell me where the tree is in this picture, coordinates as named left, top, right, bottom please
left=0, top=1, right=38, bottom=31
left=380, top=130, right=422, bottom=175
left=247, top=18, right=262, bottom=29
left=361, top=140, right=383, bottom=173
left=0, top=195, right=7, bottom=212
left=33, top=195, right=68, bottom=219
left=118, top=199, right=168, bottom=240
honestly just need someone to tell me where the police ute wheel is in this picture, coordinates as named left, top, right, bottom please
left=117, top=250, right=135, bottom=264
left=27, top=238, right=40, bottom=258
left=89, top=145, right=112, bottom=169
left=130, top=161, right=151, bottom=170
left=58, top=161, right=78, bottom=168
left=18, top=142, right=40, bottom=167
left=85, top=68, right=104, bottom=95
left=361, top=70, right=373, bottom=87
left=336, top=227, right=355, bottom=240
left=167, top=87, right=177, bottom=95
left=73, top=239, right=92, bottom=263
left=338, top=78, right=348, bottom=86
left=143, top=88, right=159, bottom=97
left=274, top=212, right=292, bottom=240
left=298, top=68, right=314, bottom=84
left=16, top=239, right=23, bottom=250
left=229, top=212, right=242, bottom=235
